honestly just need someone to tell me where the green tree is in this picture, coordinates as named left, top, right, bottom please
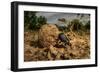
left=37, top=16, right=47, bottom=29
left=24, top=11, right=47, bottom=30
left=70, top=19, right=83, bottom=31
left=84, top=20, right=90, bottom=30
left=24, top=11, right=37, bottom=30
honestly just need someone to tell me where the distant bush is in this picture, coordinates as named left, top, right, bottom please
left=84, top=20, right=90, bottom=30
left=69, top=19, right=83, bottom=31
left=24, top=11, right=47, bottom=31
left=37, top=16, right=47, bottom=29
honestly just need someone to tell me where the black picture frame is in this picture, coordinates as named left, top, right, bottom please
left=11, top=1, right=98, bottom=72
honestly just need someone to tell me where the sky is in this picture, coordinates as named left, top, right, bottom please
left=36, top=11, right=90, bottom=26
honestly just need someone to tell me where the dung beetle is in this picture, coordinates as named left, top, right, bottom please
left=58, top=33, right=71, bottom=46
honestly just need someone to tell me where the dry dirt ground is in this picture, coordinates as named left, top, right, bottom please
left=24, top=31, right=90, bottom=62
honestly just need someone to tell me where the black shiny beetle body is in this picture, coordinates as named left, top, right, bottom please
left=58, top=33, right=70, bottom=46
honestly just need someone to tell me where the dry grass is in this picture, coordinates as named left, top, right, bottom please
left=24, top=30, right=90, bottom=62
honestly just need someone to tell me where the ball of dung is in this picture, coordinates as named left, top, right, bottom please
left=39, top=24, right=59, bottom=48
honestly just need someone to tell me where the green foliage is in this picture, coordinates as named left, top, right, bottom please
left=37, top=16, right=47, bottom=29
left=70, top=19, right=83, bottom=31
left=24, top=11, right=47, bottom=30
left=84, top=20, right=90, bottom=30
left=38, top=16, right=47, bottom=24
